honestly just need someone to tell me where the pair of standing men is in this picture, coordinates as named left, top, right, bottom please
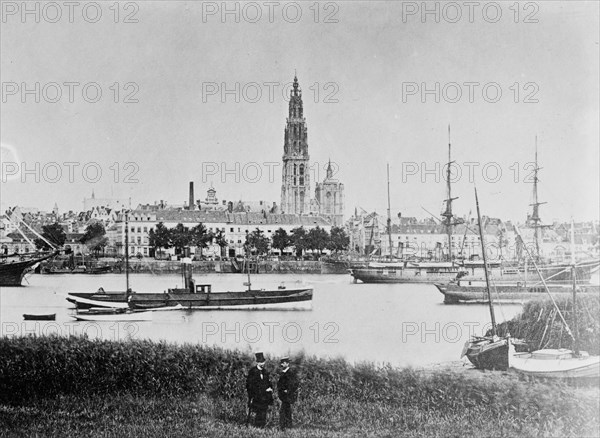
left=246, top=352, right=298, bottom=429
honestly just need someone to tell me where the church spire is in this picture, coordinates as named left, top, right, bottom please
left=281, top=74, right=310, bottom=214
left=288, top=74, right=303, bottom=119
left=326, top=159, right=333, bottom=179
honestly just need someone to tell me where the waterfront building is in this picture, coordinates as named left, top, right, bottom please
left=108, top=209, right=331, bottom=259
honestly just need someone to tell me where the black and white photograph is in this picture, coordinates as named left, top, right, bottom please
left=1, top=1, right=599, bottom=436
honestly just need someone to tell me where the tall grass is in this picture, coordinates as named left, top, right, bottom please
left=494, top=295, right=600, bottom=354
left=1, top=335, right=599, bottom=437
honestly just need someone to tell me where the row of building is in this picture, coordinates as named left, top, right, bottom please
left=2, top=200, right=598, bottom=262
left=2, top=75, right=598, bottom=260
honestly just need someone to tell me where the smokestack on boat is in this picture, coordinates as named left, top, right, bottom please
left=189, top=181, right=195, bottom=210
left=182, top=257, right=194, bottom=293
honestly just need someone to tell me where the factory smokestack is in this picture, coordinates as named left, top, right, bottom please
left=189, top=181, right=195, bottom=211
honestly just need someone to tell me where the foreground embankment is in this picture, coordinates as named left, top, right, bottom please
left=1, top=336, right=598, bottom=437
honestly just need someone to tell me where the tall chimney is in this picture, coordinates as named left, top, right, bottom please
left=189, top=181, right=195, bottom=211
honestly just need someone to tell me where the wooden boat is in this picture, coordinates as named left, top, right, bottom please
left=460, top=188, right=509, bottom=371
left=435, top=279, right=599, bottom=304
left=66, top=290, right=130, bottom=309
left=462, top=336, right=510, bottom=371
left=23, top=313, right=56, bottom=321
left=508, top=224, right=600, bottom=380
left=509, top=348, right=600, bottom=379
left=320, top=257, right=369, bottom=274
left=45, top=262, right=115, bottom=275
left=73, top=308, right=153, bottom=322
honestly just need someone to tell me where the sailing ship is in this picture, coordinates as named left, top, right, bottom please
left=435, top=138, right=599, bottom=299
left=0, top=251, right=57, bottom=286
left=1, top=212, right=59, bottom=286
left=512, top=138, right=598, bottom=281
left=508, top=224, right=600, bottom=379
left=460, top=188, right=510, bottom=371
left=350, top=129, right=468, bottom=284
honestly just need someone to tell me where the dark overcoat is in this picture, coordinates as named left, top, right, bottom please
left=277, top=369, right=299, bottom=404
left=246, top=366, right=273, bottom=408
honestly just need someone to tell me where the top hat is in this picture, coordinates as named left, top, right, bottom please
left=280, top=356, right=290, bottom=364
left=255, top=352, right=266, bottom=362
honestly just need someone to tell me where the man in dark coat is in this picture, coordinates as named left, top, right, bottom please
left=277, top=356, right=299, bottom=430
left=246, top=352, right=273, bottom=428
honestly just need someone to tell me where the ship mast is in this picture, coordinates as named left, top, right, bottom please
left=528, top=136, right=546, bottom=260
left=570, top=220, right=580, bottom=356
left=475, top=188, right=497, bottom=336
left=124, top=211, right=130, bottom=295
left=387, top=164, right=393, bottom=259
left=441, top=125, right=459, bottom=262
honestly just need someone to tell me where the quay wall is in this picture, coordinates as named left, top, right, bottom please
left=42, top=260, right=325, bottom=274
left=129, top=260, right=323, bottom=274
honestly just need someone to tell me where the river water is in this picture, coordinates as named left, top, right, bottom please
left=0, top=272, right=526, bottom=367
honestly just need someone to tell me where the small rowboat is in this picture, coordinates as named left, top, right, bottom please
left=23, top=313, right=56, bottom=321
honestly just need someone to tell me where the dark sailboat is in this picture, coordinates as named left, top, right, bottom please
left=460, top=188, right=509, bottom=371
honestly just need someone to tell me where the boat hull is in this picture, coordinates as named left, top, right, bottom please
left=73, top=310, right=153, bottom=322
left=435, top=283, right=600, bottom=304
left=67, top=287, right=314, bottom=310
left=350, top=267, right=460, bottom=284
left=23, top=313, right=56, bottom=321
left=0, top=252, right=57, bottom=286
left=464, top=337, right=509, bottom=371
left=321, top=259, right=369, bottom=274
left=131, top=287, right=313, bottom=310
left=66, top=292, right=130, bottom=309
left=510, top=349, right=600, bottom=379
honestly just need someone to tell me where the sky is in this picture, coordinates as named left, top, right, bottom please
left=1, top=1, right=599, bottom=223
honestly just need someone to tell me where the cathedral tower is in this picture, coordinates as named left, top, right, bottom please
left=280, top=76, right=310, bottom=214
left=315, top=160, right=345, bottom=226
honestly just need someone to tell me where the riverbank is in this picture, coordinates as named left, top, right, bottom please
left=1, top=336, right=598, bottom=437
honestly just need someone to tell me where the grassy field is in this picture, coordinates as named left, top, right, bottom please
left=1, top=335, right=598, bottom=437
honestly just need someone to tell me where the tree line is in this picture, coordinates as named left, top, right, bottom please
left=33, top=222, right=109, bottom=256
left=31, top=221, right=350, bottom=259
left=149, top=223, right=349, bottom=259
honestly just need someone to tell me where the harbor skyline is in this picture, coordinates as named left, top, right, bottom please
left=2, top=1, right=598, bottom=223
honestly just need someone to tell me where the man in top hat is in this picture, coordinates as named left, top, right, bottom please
left=246, top=352, right=273, bottom=428
left=277, top=356, right=299, bottom=430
